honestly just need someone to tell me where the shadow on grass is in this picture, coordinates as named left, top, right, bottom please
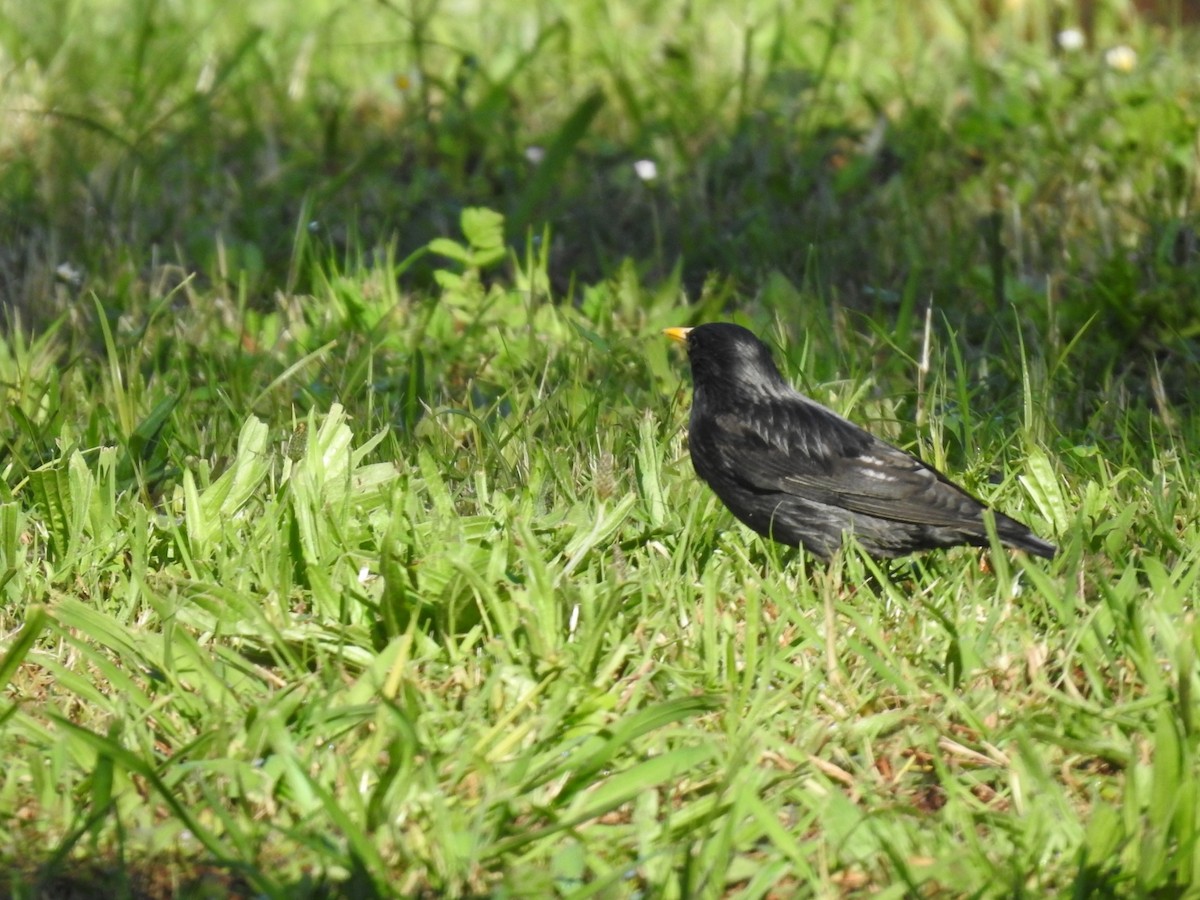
left=0, top=851, right=490, bottom=900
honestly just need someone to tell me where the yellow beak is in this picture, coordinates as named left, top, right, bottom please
left=662, top=327, right=692, bottom=344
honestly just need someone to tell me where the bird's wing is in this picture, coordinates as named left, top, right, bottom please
left=704, top=401, right=987, bottom=527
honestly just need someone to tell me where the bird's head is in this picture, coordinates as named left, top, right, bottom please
left=664, top=323, right=789, bottom=400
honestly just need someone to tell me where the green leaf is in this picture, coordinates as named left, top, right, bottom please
left=428, top=237, right=473, bottom=264
left=636, top=411, right=667, bottom=528
left=1020, top=447, right=1068, bottom=533
left=27, top=455, right=75, bottom=561
left=461, top=207, right=506, bottom=254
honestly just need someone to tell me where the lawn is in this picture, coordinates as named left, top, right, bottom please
left=2, top=0, right=1200, bottom=896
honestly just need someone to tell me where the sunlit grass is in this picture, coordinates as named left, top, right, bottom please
left=2, top=0, right=1200, bottom=896
left=3, top=208, right=1196, bottom=894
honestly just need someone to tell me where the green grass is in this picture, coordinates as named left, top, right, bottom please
left=3, top=0, right=1200, bottom=896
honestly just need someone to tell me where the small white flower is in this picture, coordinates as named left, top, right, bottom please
left=633, top=158, right=658, bottom=181
left=358, top=565, right=372, bottom=584
left=1105, top=45, right=1137, bottom=72
left=1056, top=28, right=1085, bottom=52
left=55, top=262, right=83, bottom=285
left=524, top=145, right=545, bottom=164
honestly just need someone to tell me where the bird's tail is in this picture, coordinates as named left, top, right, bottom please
left=997, top=516, right=1057, bottom=559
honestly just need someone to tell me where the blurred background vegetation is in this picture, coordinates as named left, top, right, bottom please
left=3, top=0, right=1199, bottom=351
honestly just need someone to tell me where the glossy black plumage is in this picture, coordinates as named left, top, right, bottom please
left=665, top=323, right=1057, bottom=560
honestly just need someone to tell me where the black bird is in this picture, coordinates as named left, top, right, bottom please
left=664, top=323, right=1057, bottom=560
